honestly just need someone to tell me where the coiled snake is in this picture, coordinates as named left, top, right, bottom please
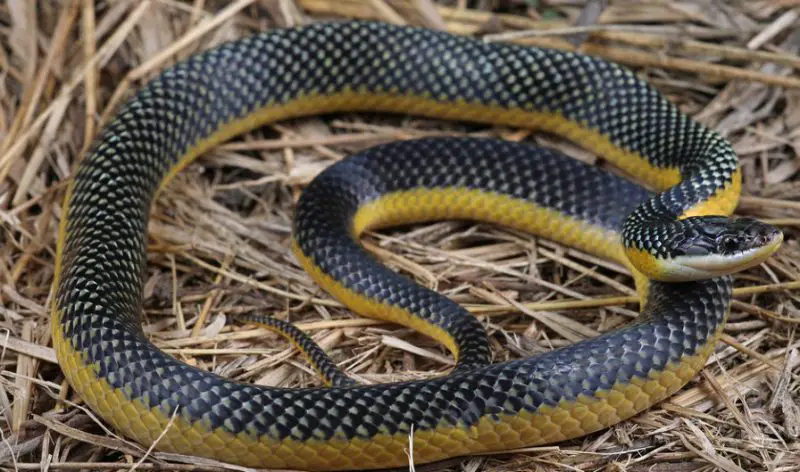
left=52, top=21, right=782, bottom=470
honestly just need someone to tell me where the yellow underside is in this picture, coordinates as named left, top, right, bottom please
left=679, top=169, right=741, bottom=219
left=51, top=91, right=735, bottom=470
left=53, top=293, right=722, bottom=470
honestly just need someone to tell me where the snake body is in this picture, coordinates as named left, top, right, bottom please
left=52, top=21, right=780, bottom=470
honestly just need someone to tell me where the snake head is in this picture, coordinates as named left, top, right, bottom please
left=669, top=216, right=783, bottom=279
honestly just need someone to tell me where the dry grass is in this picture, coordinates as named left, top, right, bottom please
left=1, top=1, right=800, bottom=471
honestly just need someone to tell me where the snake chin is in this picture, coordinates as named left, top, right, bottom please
left=671, top=219, right=783, bottom=279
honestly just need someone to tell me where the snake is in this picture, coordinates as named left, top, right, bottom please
left=51, top=21, right=783, bottom=470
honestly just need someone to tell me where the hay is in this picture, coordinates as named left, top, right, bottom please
left=1, top=1, right=799, bottom=470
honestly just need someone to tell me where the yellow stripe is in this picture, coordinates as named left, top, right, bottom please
left=352, top=187, right=627, bottom=265
left=154, top=90, right=683, bottom=196
left=679, top=168, right=742, bottom=219
left=53, top=300, right=724, bottom=471
left=293, top=239, right=461, bottom=357
left=625, top=247, right=669, bottom=281
left=351, top=186, right=651, bottom=306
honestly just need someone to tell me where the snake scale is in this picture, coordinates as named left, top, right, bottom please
left=51, top=21, right=782, bottom=470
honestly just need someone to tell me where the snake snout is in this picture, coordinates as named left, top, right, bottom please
left=722, top=218, right=783, bottom=254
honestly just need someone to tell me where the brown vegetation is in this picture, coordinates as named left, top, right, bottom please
left=1, top=1, right=798, bottom=471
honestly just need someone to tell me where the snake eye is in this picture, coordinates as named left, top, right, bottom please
left=717, top=235, right=739, bottom=254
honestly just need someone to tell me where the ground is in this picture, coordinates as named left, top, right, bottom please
left=0, top=1, right=799, bottom=471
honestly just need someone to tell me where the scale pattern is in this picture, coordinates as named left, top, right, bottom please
left=242, top=313, right=357, bottom=387
left=53, top=21, right=739, bottom=470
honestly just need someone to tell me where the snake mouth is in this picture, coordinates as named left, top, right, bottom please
left=677, top=230, right=783, bottom=275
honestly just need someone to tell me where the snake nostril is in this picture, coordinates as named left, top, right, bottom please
left=751, top=226, right=781, bottom=248
left=759, top=227, right=776, bottom=242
